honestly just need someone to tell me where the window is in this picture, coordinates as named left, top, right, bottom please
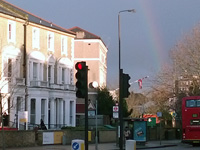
left=8, top=20, right=16, bottom=43
left=32, top=27, right=40, bottom=49
left=186, top=100, right=200, bottom=107
left=33, top=62, right=37, bottom=80
left=47, top=32, right=54, bottom=51
left=8, top=58, right=12, bottom=77
left=70, top=101, right=73, bottom=125
left=48, top=65, right=52, bottom=83
left=30, top=99, right=36, bottom=124
left=41, top=99, right=46, bottom=121
left=61, top=36, right=68, bottom=55
left=62, top=68, right=65, bottom=84
left=16, top=97, right=23, bottom=112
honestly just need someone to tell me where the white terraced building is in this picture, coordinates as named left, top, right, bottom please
left=0, top=0, right=76, bottom=129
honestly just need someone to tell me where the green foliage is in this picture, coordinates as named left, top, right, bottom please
left=159, top=107, right=172, bottom=120
left=97, top=87, right=115, bottom=118
left=122, top=98, right=133, bottom=117
left=96, top=87, right=132, bottom=118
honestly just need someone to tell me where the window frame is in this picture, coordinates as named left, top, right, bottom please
left=61, top=36, right=68, bottom=55
left=32, top=27, right=40, bottom=49
left=47, top=31, right=54, bottom=52
left=7, top=20, right=16, bottom=43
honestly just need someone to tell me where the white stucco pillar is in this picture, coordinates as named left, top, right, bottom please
left=27, top=97, right=31, bottom=123
left=29, top=61, right=33, bottom=81
left=45, top=99, right=48, bottom=125
left=71, top=100, right=76, bottom=127
left=60, top=99, right=63, bottom=126
left=35, top=97, right=41, bottom=125
left=56, top=99, right=60, bottom=127
left=65, top=100, right=70, bottom=126
left=52, top=66, right=55, bottom=83
left=50, top=98, right=55, bottom=128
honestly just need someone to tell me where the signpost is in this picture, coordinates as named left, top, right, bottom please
left=113, top=106, right=119, bottom=119
left=18, top=111, right=28, bottom=130
left=157, top=112, right=162, bottom=145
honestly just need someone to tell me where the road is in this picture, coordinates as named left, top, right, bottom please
left=144, top=143, right=200, bottom=150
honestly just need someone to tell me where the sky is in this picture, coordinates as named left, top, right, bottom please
left=6, top=0, right=200, bottom=92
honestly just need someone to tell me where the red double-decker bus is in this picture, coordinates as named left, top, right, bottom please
left=182, top=96, right=200, bottom=145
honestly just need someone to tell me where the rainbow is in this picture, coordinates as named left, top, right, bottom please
left=138, top=1, right=165, bottom=70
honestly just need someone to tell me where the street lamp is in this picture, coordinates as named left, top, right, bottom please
left=118, top=9, right=135, bottom=150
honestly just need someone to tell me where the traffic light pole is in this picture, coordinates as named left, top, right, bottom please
left=119, top=69, right=124, bottom=150
left=85, top=66, right=88, bottom=150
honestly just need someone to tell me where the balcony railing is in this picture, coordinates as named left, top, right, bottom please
left=64, top=84, right=76, bottom=90
left=0, top=77, right=25, bottom=87
left=49, top=83, right=75, bottom=90
left=29, top=79, right=75, bottom=90
left=30, top=80, right=48, bottom=87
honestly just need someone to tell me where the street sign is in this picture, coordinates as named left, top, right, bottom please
left=113, top=106, right=119, bottom=112
left=113, top=112, right=118, bottom=119
left=157, top=112, right=162, bottom=117
left=72, top=142, right=79, bottom=150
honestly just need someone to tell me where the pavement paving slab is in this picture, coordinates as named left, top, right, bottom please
left=6, top=140, right=181, bottom=150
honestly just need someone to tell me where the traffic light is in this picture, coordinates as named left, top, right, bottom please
left=122, top=73, right=131, bottom=98
left=75, top=61, right=87, bottom=98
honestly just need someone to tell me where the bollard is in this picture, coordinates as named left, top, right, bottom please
left=125, top=140, right=136, bottom=150
left=88, top=131, right=91, bottom=142
left=71, top=139, right=85, bottom=150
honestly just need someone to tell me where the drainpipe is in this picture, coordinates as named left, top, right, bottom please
left=23, top=20, right=28, bottom=112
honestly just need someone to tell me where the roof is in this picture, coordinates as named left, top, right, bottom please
left=69, top=26, right=101, bottom=39
left=0, top=0, right=75, bottom=35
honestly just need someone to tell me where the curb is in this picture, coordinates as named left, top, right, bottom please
left=137, top=144, right=177, bottom=149
left=111, top=144, right=178, bottom=150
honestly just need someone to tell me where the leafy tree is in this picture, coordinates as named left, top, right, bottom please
left=122, top=98, right=132, bottom=118
left=97, top=87, right=132, bottom=118
left=97, top=87, right=115, bottom=118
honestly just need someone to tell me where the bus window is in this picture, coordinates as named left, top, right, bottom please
left=186, top=100, right=196, bottom=107
left=197, top=100, right=200, bottom=107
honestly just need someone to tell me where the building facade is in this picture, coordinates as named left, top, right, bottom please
left=69, top=27, right=108, bottom=121
left=0, top=1, right=76, bottom=129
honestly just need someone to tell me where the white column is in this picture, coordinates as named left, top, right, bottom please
left=35, top=98, right=41, bottom=125
left=37, top=63, right=39, bottom=80
left=60, top=99, right=63, bottom=126
left=57, top=67, right=60, bottom=84
left=41, top=63, right=44, bottom=81
left=52, top=66, right=55, bottom=83
left=30, top=61, right=33, bottom=81
left=60, top=67, right=62, bottom=84
left=50, top=98, right=55, bottom=128
left=65, top=100, right=70, bottom=126
left=44, top=99, right=48, bottom=125
left=27, top=98, right=31, bottom=123
left=71, top=100, right=76, bottom=127
left=56, top=99, right=60, bottom=126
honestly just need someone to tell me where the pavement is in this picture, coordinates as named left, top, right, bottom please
left=6, top=140, right=181, bottom=150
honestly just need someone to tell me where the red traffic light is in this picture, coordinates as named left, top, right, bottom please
left=75, top=62, right=86, bottom=70
left=77, top=63, right=82, bottom=70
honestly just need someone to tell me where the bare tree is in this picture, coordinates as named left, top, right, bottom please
left=171, top=23, right=200, bottom=77
left=148, top=22, right=200, bottom=121
left=0, top=57, right=24, bottom=150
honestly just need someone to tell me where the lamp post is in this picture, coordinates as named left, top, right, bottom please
left=118, top=9, right=135, bottom=150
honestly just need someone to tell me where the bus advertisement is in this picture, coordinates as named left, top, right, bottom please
left=182, top=96, right=200, bottom=145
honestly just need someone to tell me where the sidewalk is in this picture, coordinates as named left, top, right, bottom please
left=6, top=140, right=181, bottom=150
